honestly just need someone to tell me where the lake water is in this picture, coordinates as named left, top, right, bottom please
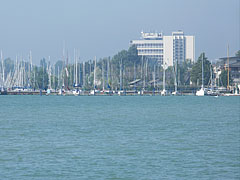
left=0, top=96, right=239, bottom=179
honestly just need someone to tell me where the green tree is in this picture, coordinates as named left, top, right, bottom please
left=190, top=53, right=211, bottom=86
left=219, top=69, right=233, bottom=87
left=178, top=61, right=192, bottom=86
left=34, top=67, right=48, bottom=90
left=235, top=50, right=240, bottom=57
left=3, top=58, right=14, bottom=74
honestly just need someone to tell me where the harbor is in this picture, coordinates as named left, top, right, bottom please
left=1, top=1, right=240, bottom=179
left=0, top=48, right=239, bottom=97
left=1, top=88, right=239, bottom=96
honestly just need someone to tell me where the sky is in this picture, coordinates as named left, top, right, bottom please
left=0, top=0, right=239, bottom=64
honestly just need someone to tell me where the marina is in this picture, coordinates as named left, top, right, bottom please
left=1, top=89, right=239, bottom=96
left=0, top=1, right=239, bottom=179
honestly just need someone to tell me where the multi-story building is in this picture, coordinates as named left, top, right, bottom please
left=216, top=56, right=240, bottom=85
left=130, top=31, right=195, bottom=66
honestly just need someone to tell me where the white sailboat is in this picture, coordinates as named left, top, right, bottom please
left=72, top=49, right=80, bottom=96
left=46, top=57, right=52, bottom=95
left=161, top=61, right=167, bottom=96
left=172, top=59, right=179, bottom=95
left=1, top=50, right=5, bottom=92
left=90, top=57, right=97, bottom=95
left=118, top=59, right=123, bottom=95
left=206, top=61, right=220, bottom=96
left=196, top=55, right=206, bottom=96
left=59, top=44, right=66, bottom=95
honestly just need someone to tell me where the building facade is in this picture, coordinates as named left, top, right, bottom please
left=130, top=31, right=195, bottom=66
left=216, top=56, right=240, bottom=85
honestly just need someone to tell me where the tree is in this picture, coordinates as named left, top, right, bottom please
left=178, top=61, right=192, bottom=86
left=235, top=50, right=240, bottom=57
left=126, top=45, right=141, bottom=66
left=3, top=58, right=14, bottom=74
left=219, top=69, right=233, bottom=87
left=33, top=66, right=48, bottom=90
left=190, top=53, right=211, bottom=86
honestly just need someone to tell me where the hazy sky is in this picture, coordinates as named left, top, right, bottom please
left=0, top=0, right=239, bottom=64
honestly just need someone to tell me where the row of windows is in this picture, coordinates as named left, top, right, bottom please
left=174, top=44, right=184, bottom=46
left=147, top=55, right=163, bottom=57
left=174, top=50, right=184, bottom=53
left=174, top=45, right=184, bottom=47
left=174, top=42, right=185, bottom=45
left=139, top=54, right=163, bottom=57
left=174, top=48, right=185, bottom=51
left=138, top=49, right=163, bottom=54
left=134, top=43, right=163, bottom=48
left=174, top=54, right=184, bottom=57
left=174, top=52, right=185, bottom=55
left=173, top=41, right=184, bottom=44
left=174, top=55, right=185, bottom=59
left=173, top=37, right=184, bottom=40
left=174, top=47, right=184, bottom=49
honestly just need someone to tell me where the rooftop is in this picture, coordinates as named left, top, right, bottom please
left=141, top=32, right=163, bottom=40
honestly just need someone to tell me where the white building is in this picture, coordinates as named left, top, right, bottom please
left=130, top=31, right=195, bottom=66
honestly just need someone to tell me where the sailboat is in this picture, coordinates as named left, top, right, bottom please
left=196, top=55, right=206, bottom=96
left=161, top=61, right=167, bottom=96
left=58, top=46, right=66, bottom=95
left=72, top=49, right=80, bottom=96
left=1, top=50, right=5, bottom=93
left=206, top=61, right=220, bottom=96
left=172, top=59, right=179, bottom=95
left=118, top=59, right=124, bottom=95
left=90, top=57, right=98, bottom=95
left=46, top=57, right=53, bottom=96
left=0, top=50, right=8, bottom=94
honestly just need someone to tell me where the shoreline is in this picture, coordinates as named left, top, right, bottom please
left=1, top=90, right=239, bottom=96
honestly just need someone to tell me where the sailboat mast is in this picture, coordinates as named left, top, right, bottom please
left=227, top=45, right=230, bottom=89
left=28, top=52, right=31, bottom=87
left=53, top=65, right=55, bottom=90
left=48, top=56, right=51, bottom=89
left=73, top=49, right=76, bottom=84
left=66, top=51, right=69, bottom=89
left=1, top=50, right=4, bottom=88
left=210, top=61, right=213, bottom=90
left=58, top=66, right=60, bottom=89
left=62, top=46, right=65, bottom=88
left=94, top=56, right=96, bottom=91
left=134, top=62, right=136, bottom=90
left=143, top=61, right=146, bottom=90
left=120, top=59, right=122, bottom=91
left=16, top=56, right=19, bottom=87
left=49, top=64, right=52, bottom=89
left=33, top=66, right=36, bottom=89
left=75, top=49, right=78, bottom=86
left=141, top=55, right=143, bottom=90
left=83, top=62, right=85, bottom=89
left=145, top=59, right=148, bottom=90
left=102, top=60, right=104, bottom=91
left=78, top=55, right=81, bottom=87
left=202, top=54, right=204, bottom=89
left=30, top=51, right=33, bottom=72
left=175, top=59, right=178, bottom=92
left=163, top=60, right=166, bottom=92
left=153, top=64, right=156, bottom=89
left=107, top=58, right=109, bottom=89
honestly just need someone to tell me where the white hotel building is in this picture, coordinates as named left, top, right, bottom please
left=130, top=31, right=195, bottom=66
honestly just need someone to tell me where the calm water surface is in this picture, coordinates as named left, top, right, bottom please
left=0, top=96, right=239, bottom=179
